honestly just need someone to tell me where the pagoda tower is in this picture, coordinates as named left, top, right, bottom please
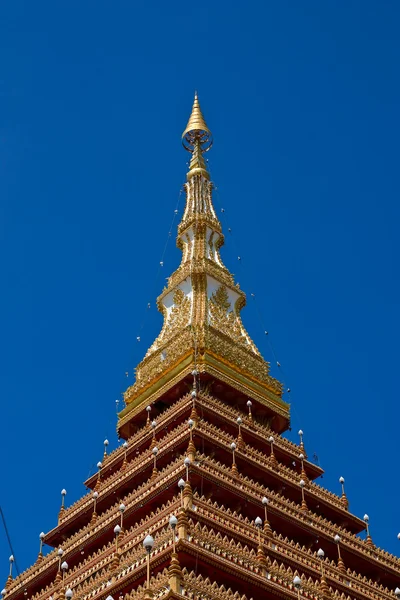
left=3, top=95, right=400, bottom=600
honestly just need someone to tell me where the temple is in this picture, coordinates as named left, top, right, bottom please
left=3, top=95, right=400, bottom=600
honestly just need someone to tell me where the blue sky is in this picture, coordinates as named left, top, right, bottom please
left=1, top=0, right=400, bottom=578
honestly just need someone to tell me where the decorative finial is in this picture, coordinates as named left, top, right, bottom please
left=317, top=548, right=329, bottom=597
left=61, top=561, right=68, bottom=584
left=299, top=479, right=308, bottom=512
left=293, top=575, right=301, bottom=599
left=119, top=503, right=126, bottom=529
left=113, top=524, right=121, bottom=555
left=91, top=491, right=99, bottom=524
left=103, top=439, right=109, bottom=458
left=268, top=436, right=278, bottom=468
left=339, top=476, right=349, bottom=510
left=236, top=416, right=245, bottom=450
left=298, top=429, right=304, bottom=449
left=56, top=548, right=64, bottom=581
left=143, top=534, right=154, bottom=597
left=121, top=440, right=129, bottom=471
left=254, top=516, right=268, bottom=573
left=95, top=461, right=102, bottom=490
left=262, top=496, right=273, bottom=536
left=58, top=489, right=67, bottom=523
left=146, top=405, right=151, bottom=427
left=182, top=93, right=212, bottom=180
left=184, top=457, right=191, bottom=481
left=246, top=399, right=253, bottom=422
left=334, top=534, right=346, bottom=573
left=150, top=420, right=157, bottom=451
left=150, top=446, right=159, bottom=481
left=178, top=477, right=185, bottom=507
left=363, top=513, right=374, bottom=549
left=37, top=532, right=45, bottom=561
left=168, top=515, right=182, bottom=593
left=187, top=419, right=196, bottom=461
left=6, top=556, right=14, bottom=587
left=59, top=489, right=67, bottom=513
left=299, top=453, right=308, bottom=483
left=230, top=442, right=239, bottom=476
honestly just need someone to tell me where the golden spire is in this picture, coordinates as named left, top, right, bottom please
left=182, top=92, right=213, bottom=180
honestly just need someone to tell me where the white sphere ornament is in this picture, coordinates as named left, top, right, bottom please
left=293, top=575, right=301, bottom=589
left=339, top=476, right=345, bottom=484
left=188, top=419, right=194, bottom=428
left=334, top=534, right=341, bottom=544
left=61, top=489, right=67, bottom=496
left=146, top=405, right=151, bottom=412
left=184, top=457, right=191, bottom=467
left=114, top=525, right=121, bottom=535
left=255, top=516, right=262, bottom=528
left=268, top=436, right=274, bottom=444
left=230, top=442, right=237, bottom=451
left=298, top=429, right=303, bottom=436
left=237, top=417, right=242, bottom=425
left=143, top=534, right=154, bottom=552
left=1, top=590, right=7, bottom=597
left=61, top=561, right=68, bottom=571
left=191, top=390, right=197, bottom=398
left=39, top=532, right=45, bottom=540
left=122, top=441, right=128, bottom=449
left=119, top=503, right=126, bottom=513
left=57, top=548, right=64, bottom=557
left=395, top=588, right=400, bottom=597
left=363, top=514, right=369, bottom=522
left=97, top=461, right=102, bottom=469
left=9, top=555, right=14, bottom=563
left=317, top=548, right=325, bottom=559
left=152, top=446, right=158, bottom=456
left=103, top=439, right=109, bottom=446
left=65, top=590, right=73, bottom=600
left=247, top=400, right=252, bottom=407
left=299, top=479, right=305, bottom=488
left=262, top=496, right=269, bottom=506
left=151, top=420, right=157, bottom=428
left=93, top=491, right=99, bottom=499
left=299, top=453, right=304, bottom=460
left=397, top=533, right=400, bottom=540
left=178, top=478, right=185, bottom=489
left=169, top=515, right=178, bottom=529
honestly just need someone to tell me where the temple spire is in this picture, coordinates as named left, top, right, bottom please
left=182, top=93, right=213, bottom=180
left=120, top=94, right=288, bottom=438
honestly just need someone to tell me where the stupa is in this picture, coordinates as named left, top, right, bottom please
left=3, top=95, right=400, bottom=600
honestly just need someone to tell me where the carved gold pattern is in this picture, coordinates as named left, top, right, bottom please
left=209, top=285, right=259, bottom=354
left=146, top=288, right=191, bottom=357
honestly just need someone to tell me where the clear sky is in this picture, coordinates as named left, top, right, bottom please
left=1, top=0, right=400, bottom=580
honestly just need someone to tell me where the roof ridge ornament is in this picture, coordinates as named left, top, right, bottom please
left=182, top=92, right=213, bottom=151
left=182, top=93, right=213, bottom=180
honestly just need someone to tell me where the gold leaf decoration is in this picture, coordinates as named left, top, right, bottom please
left=146, top=288, right=191, bottom=357
left=209, top=285, right=253, bottom=350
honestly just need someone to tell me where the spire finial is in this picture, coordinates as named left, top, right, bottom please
left=182, top=93, right=212, bottom=180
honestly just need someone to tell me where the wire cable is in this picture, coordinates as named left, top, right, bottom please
left=0, top=506, right=20, bottom=575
